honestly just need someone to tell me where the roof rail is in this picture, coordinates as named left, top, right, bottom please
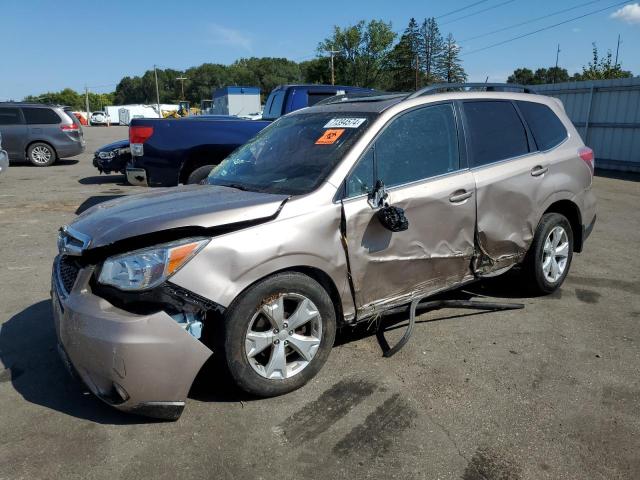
left=315, top=91, right=407, bottom=106
left=406, top=83, right=536, bottom=99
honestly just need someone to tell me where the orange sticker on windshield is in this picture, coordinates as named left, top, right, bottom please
left=315, top=129, right=345, bottom=145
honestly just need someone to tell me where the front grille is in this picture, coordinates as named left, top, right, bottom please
left=57, top=255, right=80, bottom=295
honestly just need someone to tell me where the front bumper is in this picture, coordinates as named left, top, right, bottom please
left=51, top=258, right=212, bottom=420
left=125, top=167, right=149, bottom=186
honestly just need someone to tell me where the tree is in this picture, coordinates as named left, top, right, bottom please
left=318, top=19, right=396, bottom=88
left=507, top=68, right=535, bottom=85
left=420, top=17, right=445, bottom=85
left=441, top=34, right=467, bottom=83
left=300, top=58, right=332, bottom=84
left=387, top=18, right=421, bottom=91
left=573, top=43, right=633, bottom=80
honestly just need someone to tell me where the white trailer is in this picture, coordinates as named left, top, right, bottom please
left=212, top=86, right=261, bottom=117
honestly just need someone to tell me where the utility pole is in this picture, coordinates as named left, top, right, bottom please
left=154, top=64, right=161, bottom=118
left=327, top=49, right=339, bottom=86
left=84, top=86, right=90, bottom=125
left=614, top=34, right=621, bottom=68
left=553, top=44, right=561, bottom=84
left=176, top=76, right=188, bottom=100
left=415, top=54, right=419, bottom=91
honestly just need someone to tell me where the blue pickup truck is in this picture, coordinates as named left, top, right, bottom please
left=125, top=84, right=372, bottom=187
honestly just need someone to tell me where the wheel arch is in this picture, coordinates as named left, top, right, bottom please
left=543, top=199, right=583, bottom=252
left=178, top=145, right=235, bottom=184
left=229, top=265, right=346, bottom=326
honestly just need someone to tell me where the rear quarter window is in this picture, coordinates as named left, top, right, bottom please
left=22, top=107, right=61, bottom=125
left=464, top=100, right=530, bottom=167
left=516, top=101, right=568, bottom=151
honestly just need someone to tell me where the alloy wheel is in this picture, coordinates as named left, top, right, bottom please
left=245, top=293, right=322, bottom=380
left=541, top=225, right=569, bottom=283
left=31, top=145, right=52, bottom=165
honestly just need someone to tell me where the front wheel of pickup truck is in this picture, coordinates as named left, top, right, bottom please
left=186, top=165, right=215, bottom=184
left=221, top=272, right=336, bottom=397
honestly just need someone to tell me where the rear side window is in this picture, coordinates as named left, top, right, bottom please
left=0, top=107, right=22, bottom=125
left=307, top=92, right=337, bottom=107
left=517, top=101, right=567, bottom=151
left=22, top=107, right=61, bottom=125
left=464, top=101, right=529, bottom=167
left=262, top=91, right=285, bottom=120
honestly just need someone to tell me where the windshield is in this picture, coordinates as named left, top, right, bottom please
left=207, top=112, right=376, bottom=195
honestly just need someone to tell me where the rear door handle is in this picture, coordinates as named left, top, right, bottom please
left=449, top=190, right=473, bottom=203
left=531, top=165, right=548, bottom=177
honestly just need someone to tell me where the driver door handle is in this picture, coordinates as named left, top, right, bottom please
left=449, top=190, right=473, bottom=203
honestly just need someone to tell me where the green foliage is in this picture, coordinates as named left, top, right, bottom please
left=22, top=88, right=114, bottom=111
left=441, top=34, right=467, bottom=84
left=572, top=43, right=633, bottom=81
left=508, top=44, right=632, bottom=86
left=420, top=17, right=445, bottom=85
left=507, top=67, right=569, bottom=85
left=387, top=18, right=421, bottom=91
left=317, top=19, right=397, bottom=88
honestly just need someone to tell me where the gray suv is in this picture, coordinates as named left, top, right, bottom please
left=52, top=84, right=595, bottom=419
left=0, top=103, right=85, bottom=166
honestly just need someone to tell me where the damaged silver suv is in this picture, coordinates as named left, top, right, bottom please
left=52, top=84, right=596, bottom=419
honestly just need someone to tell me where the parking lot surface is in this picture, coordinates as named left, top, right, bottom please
left=0, top=126, right=638, bottom=480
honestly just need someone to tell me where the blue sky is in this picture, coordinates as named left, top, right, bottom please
left=1, top=0, right=639, bottom=100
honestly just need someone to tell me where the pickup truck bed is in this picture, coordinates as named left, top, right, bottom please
left=125, top=84, right=373, bottom=187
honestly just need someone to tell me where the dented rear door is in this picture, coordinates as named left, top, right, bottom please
left=462, top=100, right=549, bottom=273
left=341, top=102, right=476, bottom=317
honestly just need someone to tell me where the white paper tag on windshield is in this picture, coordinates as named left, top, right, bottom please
left=324, top=118, right=367, bottom=129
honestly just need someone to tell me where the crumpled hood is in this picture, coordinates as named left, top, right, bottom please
left=95, top=138, right=129, bottom=153
left=70, top=184, right=288, bottom=248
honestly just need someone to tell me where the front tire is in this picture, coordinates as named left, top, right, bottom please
left=186, top=165, right=215, bottom=184
left=522, top=213, right=573, bottom=294
left=27, top=142, right=56, bottom=167
left=221, top=272, right=336, bottom=397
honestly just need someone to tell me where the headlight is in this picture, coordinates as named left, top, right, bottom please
left=98, top=237, right=209, bottom=291
left=98, top=151, right=117, bottom=159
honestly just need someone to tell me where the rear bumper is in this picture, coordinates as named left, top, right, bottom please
left=126, top=167, right=149, bottom=186
left=56, top=142, right=85, bottom=158
left=51, top=259, right=212, bottom=420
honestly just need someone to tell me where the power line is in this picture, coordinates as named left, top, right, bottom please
left=459, top=0, right=604, bottom=42
left=462, top=0, right=629, bottom=55
left=441, top=0, right=519, bottom=25
left=436, top=0, right=490, bottom=19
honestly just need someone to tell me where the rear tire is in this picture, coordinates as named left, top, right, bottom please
left=186, top=165, right=215, bottom=184
left=221, top=272, right=337, bottom=397
left=27, top=142, right=56, bottom=167
left=521, top=213, right=573, bottom=294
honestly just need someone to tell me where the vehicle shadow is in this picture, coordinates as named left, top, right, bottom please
left=0, top=300, right=158, bottom=424
left=8, top=159, right=79, bottom=167
left=75, top=195, right=125, bottom=214
left=78, top=175, right=127, bottom=186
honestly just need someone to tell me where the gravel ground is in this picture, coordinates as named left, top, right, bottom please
left=0, top=125, right=638, bottom=480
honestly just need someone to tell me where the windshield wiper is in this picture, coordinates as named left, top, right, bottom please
left=215, top=182, right=259, bottom=193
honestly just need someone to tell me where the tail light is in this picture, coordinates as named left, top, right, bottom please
left=129, top=126, right=154, bottom=144
left=129, top=125, right=154, bottom=157
left=61, top=123, right=79, bottom=131
left=578, top=146, right=595, bottom=175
